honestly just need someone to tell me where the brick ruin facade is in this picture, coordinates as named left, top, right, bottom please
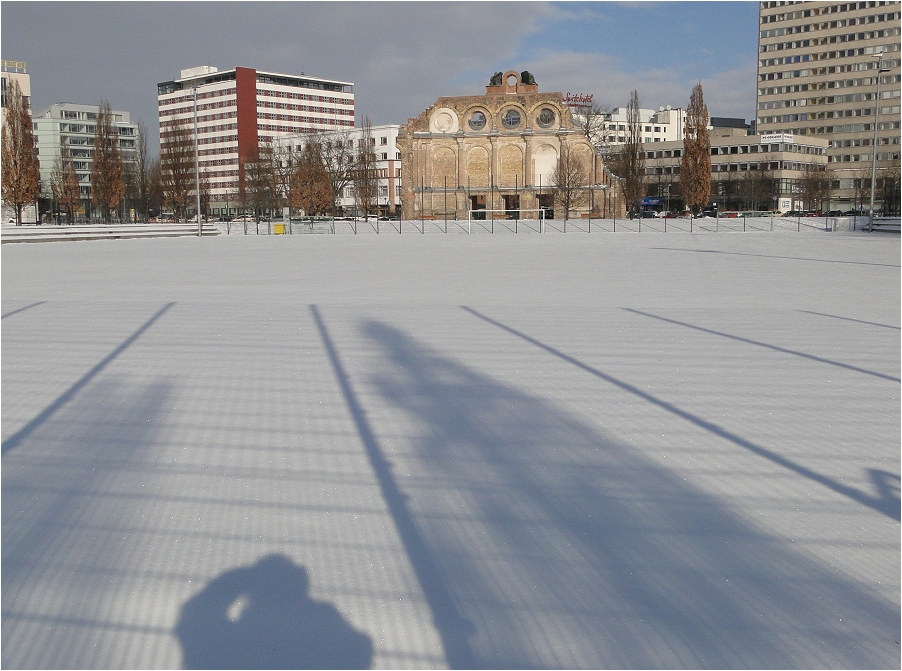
left=397, top=70, right=622, bottom=221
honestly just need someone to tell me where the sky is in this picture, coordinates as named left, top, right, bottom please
left=2, top=1, right=760, bottom=152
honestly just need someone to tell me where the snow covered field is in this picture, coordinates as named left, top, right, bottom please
left=2, top=231, right=899, bottom=669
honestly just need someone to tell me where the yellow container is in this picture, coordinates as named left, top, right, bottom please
left=273, top=224, right=285, bottom=235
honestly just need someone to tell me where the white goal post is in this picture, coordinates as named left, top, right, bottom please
left=466, top=209, right=546, bottom=234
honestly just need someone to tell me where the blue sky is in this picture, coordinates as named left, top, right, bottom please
left=2, top=2, right=760, bottom=151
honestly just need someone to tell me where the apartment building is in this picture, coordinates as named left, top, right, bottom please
left=1, top=60, right=37, bottom=222
left=644, top=127, right=830, bottom=213
left=157, top=65, right=354, bottom=214
left=1, top=59, right=30, bottom=112
left=32, top=103, right=139, bottom=219
left=756, top=0, right=901, bottom=211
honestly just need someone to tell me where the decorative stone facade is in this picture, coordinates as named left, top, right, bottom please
left=397, top=71, right=619, bottom=220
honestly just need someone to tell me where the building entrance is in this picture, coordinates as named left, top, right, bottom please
left=537, top=194, right=554, bottom=220
left=502, top=194, right=520, bottom=219
left=469, top=195, right=486, bottom=220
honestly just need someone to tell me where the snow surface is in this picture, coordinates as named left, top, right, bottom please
left=2, top=230, right=900, bottom=669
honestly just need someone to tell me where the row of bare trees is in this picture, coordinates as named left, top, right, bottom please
left=154, top=115, right=383, bottom=222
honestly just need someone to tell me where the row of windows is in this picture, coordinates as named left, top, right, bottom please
left=759, top=54, right=900, bottom=80
left=760, top=10, right=899, bottom=35
left=759, top=73, right=899, bottom=95
left=255, top=89, right=351, bottom=105
left=759, top=103, right=901, bottom=123
left=255, top=74, right=346, bottom=93
left=198, top=135, right=238, bottom=145
left=199, top=146, right=235, bottom=156
left=760, top=27, right=900, bottom=53
left=200, top=158, right=238, bottom=168
left=257, top=119, right=352, bottom=132
left=835, top=134, right=900, bottom=145
left=344, top=186, right=403, bottom=199
left=761, top=2, right=898, bottom=22
left=644, top=144, right=825, bottom=160
left=830, top=151, right=901, bottom=160
left=757, top=119, right=900, bottom=135
left=759, top=88, right=899, bottom=109
left=159, top=88, right=235, bottom=105
left=261, top=101, right=354, bottom=115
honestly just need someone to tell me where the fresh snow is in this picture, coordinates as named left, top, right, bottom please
left=2, top=231, right=899, bottom=669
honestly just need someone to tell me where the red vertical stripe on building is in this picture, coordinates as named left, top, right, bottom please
left=236, top=67, right=258, bottom=192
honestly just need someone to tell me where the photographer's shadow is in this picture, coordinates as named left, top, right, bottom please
left=176, top=554, right=373, bottom=669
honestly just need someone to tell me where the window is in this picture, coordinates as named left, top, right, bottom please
left=468, top=111, right=487, bottom=130
left=536, top=108, right=556, bottom=127
left=502, top=109, right=521, bottom=129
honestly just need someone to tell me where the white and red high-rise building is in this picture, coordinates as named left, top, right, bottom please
left=157, top=65, right=354, bottom=216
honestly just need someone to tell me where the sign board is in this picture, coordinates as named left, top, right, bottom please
left=563, top=92, right=594, bottom=108
left=760, top=133, right=794, bottom=145
left=641, top=198, right=661, bottom=206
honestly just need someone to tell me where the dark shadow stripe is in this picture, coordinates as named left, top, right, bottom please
left=2, top=303, right=175, bottom=456
left=625, top=308, right=900, bottom=383
left=799, top=310, right=902, bottom=331
left=649, top=247, right=900, bottom=268
left=309, top=305, right=475, bottom=668
left=2, top=301, right=47, bottom=320
left=461, top=306, right=900, bottom=522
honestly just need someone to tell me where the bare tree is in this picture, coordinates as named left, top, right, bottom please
left=123, top=158, right=139, bottom=222
left=91, top=100, right=126, bottom=223
left=147, top=157, right=163, bottom=219
left=244, top=143, right=279, bottom=221
left=314, top=129, right=355, bottom=215
left=199, top=170, right=211, bottom=220
left=353, top=117, right=379, bottom=218
left=271, top=140, right=295, bottom=219
left=878, top=166, right=900, bottom=216
left=608, top=90, right=645, bottom=218
left=745, top=157, right=777, bottom=211
left=800, top=163, right=829, bottom=212
left=551, top=142, right=590, bottom=220
left=1, top=79, right=41, bottom=225
left=291, top=142, right=333, bottom=215
left=136, top=119, right=151, bottom=222
left=160, top=116, right=195, bottom=221
left=572, top=100, right=612, bottom=152
left=50, top=147, right=81, bottom=224
left=681, top=83, right=711, bottom=216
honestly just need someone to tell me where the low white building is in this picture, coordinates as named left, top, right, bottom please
left=574, top=102, right=750, bottom=151
left=285, top=123, right=402, bottom=217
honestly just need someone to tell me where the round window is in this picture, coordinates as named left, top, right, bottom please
left=502, top=109, right=522, bottom=129
left=537, top=108, right=556, bottom=128
left=468, top=111, right=487, bottom=131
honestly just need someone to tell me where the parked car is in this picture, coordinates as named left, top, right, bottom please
left=654, top=210, right=669, bottom=218
left=640, top=211, right=657, bottom=219
left=784, top=210, right=805, bottom=217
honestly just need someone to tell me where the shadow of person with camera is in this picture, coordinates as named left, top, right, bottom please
left=176, top=554, right=373, bottom=669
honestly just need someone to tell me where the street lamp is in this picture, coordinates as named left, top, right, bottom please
left=868, top=54, right=890, bottom=231
left=193, top=86, right=202, bottom=237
